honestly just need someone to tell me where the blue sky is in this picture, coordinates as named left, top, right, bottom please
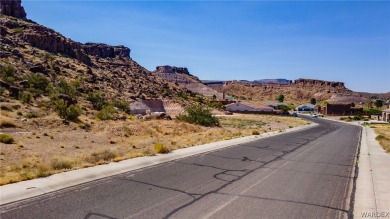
left=23, top=1, right=390, bottom=93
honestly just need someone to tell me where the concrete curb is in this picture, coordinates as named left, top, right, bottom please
left=0, top=123, right=317, bottom=206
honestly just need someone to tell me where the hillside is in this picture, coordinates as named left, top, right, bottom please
left=1, top=16, right=199, bottom=104
left=208, top=78, right=367, bottom=104
left=153, top=65, right=223, bottom=98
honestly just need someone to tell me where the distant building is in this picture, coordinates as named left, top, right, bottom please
left=225, top=102, right=274, bottom=113
left=130, top=99, right=166, bottom=115
left=322, top=103, right=363, bottom=116
left=296, top=104, right=315, bottom=112
left=382, top=105, right=390, bottom=123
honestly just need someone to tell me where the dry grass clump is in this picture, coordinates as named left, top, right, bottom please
left=373, top=124, right=390, bottom=153
left=0, top=120, right=18, bottom=128
left=85, top=149, right=118, bottom=164
left=154, top=143, right=170, bottom=154
left=0, top=133, right=15, bottom=144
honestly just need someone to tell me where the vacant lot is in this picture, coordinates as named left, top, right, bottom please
left=0, top=110, right=309, bottom=185
left=371, top=124, right=390, bottom=153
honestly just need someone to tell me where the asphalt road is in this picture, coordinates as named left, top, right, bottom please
left=0, top=117, right=361, bottom=219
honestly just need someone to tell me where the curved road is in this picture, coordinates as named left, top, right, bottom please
left=0, top=117, right=361, bottom=219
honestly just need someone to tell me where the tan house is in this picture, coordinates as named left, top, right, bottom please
left=382, top=105, right=390, bottom=123
left=225, top=101, right=274, bottom=113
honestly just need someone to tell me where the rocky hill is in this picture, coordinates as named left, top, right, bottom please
left=0, top=7, right=196, bottom=106
left=209, top=78, right=367, bottom=104
left=153, top=65, right=223, bottom=98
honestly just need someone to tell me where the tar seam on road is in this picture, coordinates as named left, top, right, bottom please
left=160, top=125, right=338, bottom=218
left=200, top=140, right=325, bottom=219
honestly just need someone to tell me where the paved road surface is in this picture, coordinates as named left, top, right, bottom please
left=0, top=117, right=361, bottom=219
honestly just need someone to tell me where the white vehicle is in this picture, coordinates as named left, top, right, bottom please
left=312, top=114, right=318, bottom=118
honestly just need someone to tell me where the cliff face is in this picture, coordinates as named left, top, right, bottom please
left=294, top=78, right=345, bottom=88
left=0, top=0, right=26, bottom=20
left=155, top=65, right=190, bottom=75
left=82, top=43, right=130, bottom=59
left=0, top=0, right=131, bottom=65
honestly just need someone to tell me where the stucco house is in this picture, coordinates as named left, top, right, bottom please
left=296, top=104, right=315, bottom=112
left=382, top=105, right=390, bottom=123
left=225, top=102, right=274, bottom=113
left=130, top=99, right=166, bottom=115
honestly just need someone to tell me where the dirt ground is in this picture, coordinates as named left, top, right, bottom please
left=0, top=104, right=309, bottom=185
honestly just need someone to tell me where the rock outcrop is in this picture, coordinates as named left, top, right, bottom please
left=294, top=78, right=345, bottom=88
left=155, top=66, right=190, bottom=74
left=0, top=0, right=26, bottom=20
left=82, top=43, right=130, bottom=59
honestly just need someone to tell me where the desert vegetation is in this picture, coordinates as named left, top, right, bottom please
left=0, top=104, right=308, bottom=185
left=371, top=124, right=390, bottom=153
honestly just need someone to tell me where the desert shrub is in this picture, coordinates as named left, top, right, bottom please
left=278, top=105, right=291, bottom=112
left=154, top=143, right=170, bottom=154
left=56, top=79, right=77, bottom=98
left=18, top=91, right=33, bottom=103
left=0, top=65, right=16, bottom=83
left=25, top=112, right=38, bottom=118
left=26, top=73, right=49, bottom=93
left=110, top=100, right=130, bottom=112
left=276, top=94, right=285, bottom=102
left=86, top=150, right=117, bottom=163
left=87, top=91, right=107, bottom=110
left=51, top=159, right=73, bottom=170
left=206, top=102, right=225, bottom=110
left=376, top=134, right=387, bottom=141
left=96, top=105, right=116, bottom=120
left=252, top=130, right=260, bottom=135
left=0, top=134, right=15, bottom=144
left=0, top=105, right=12, bottom=111
left=53, top=99, right=82, bottom=121
left=177, top=105, right=220, bottom=127
left=12, top=105, right=21, bottom=110
left=0, top=121, right=17, bottom=128
left=13, top=27, right=23, bottom=33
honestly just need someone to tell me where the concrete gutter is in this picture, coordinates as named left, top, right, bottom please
left=0, top=123, right=317, bottom=206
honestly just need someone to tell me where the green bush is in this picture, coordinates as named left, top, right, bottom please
left=206, top=102, right=225, bottom=110
left=110, top=100, right=130, bottom=112
left=0, top=65, right=16, bottom=83
left=96, top=105, right=116, bottom=120
left=177, top=105, right=220, bottom=127
left=276, top=94, right=285, bottom=103
left=56, top=80, right=77, bottom=98
left=26, top=74, right=49, bottom=93
left=18, top=91, right=33, bottom=103
left=53, top=99, right=82, bottom=121
left=25, top=112, right=38, bottom=118
left=154, top=143, right=170, bottom=154
left=0, top=134, right=15, bottom=144
left=376, top=134, right=387, bottom=141
left=87, top=91, right=107, bottom=110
